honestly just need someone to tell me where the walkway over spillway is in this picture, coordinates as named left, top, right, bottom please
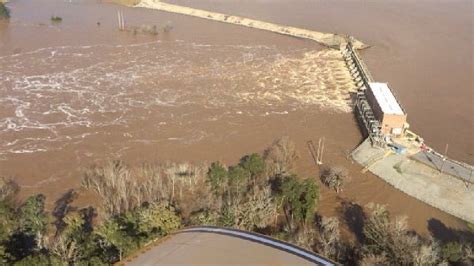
left=341, top=41, right=386, bottom=147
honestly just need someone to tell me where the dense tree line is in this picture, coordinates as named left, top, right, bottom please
left=1, top=137, right=472, bottom=265
left=0, top=179, right=180, bottom=265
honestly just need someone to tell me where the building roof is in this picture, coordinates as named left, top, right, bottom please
left=368, top=82, right=404, bottom=115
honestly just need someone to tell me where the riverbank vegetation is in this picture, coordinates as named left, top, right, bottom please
left=0, top=3, right=9, bottom=19
left=51, top=16, right=63, bottom=23
left=1, top=137, right=472, bottom=265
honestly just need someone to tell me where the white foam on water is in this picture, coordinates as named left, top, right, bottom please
left=0, top=41, right=355, bottom=156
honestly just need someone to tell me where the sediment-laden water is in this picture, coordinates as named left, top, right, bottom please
left=0, top=40, right=356, bottom=157
left=0, top=0, right=471, bottom=234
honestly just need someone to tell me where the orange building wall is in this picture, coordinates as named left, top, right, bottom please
left=381, top=113, right=407, bottom=135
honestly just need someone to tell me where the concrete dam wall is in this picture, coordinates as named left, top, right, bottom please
left=136, top=0, right=367, bottom=49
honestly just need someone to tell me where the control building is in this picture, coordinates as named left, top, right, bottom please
left=365, top=82, right=407, bottom=136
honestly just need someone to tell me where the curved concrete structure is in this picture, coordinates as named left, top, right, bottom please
left=125, top=226, right=334, bottom=265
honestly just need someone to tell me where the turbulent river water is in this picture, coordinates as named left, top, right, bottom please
left=0, top=0, right=472, bottom=234
left=170, top=0, right=473, bottom=165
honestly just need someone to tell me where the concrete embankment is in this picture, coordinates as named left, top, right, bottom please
left=352, top=139, right=474, bottom=223
left=135, top=0, right=367, bottom=49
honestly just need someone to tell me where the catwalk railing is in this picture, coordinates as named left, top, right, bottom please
left=341, top=41, right=385, bottom=147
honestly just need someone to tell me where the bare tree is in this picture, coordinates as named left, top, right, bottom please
left=49, top=235, right=80, bottom=265
left=263, top=136, right=298, bottom=178
left=82, top=161, right=136, bottom=217
left=137, top=163, right=168, bottom=205
left=292, top=224, right=317, bottom=250
left=359, top=253, right=388, bottom=266
left=320, top=166, right=349, bottom=193
left=412, top=238, right=440, bottom=266
left=163, top=162, right=215, bottom=218
left=230, top=187, right=277, bottom=231
left=315, top=216, right=341, bottom=260
left=362, top=203, right=440, bottom=265
left=81, top=160, right=212, bottom=219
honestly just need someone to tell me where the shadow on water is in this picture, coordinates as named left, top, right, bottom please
left=52, top=189, right=97, bottom=233
left=52, top=189, right=78, bottom=231
left=338, top=202, right=474, bottom=245
left=428, top=218, right=474, bottom=244
left=338, top=199, right=366, bottom=243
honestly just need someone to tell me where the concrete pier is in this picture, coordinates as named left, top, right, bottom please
left=352, top=139, right=474, bottom=222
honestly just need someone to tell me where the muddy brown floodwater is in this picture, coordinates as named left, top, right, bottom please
left=0, top=0, right=471, bottom=237
left=170, top=0, right=473, bottom=165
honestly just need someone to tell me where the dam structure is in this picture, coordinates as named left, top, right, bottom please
left=342, top=40, right=473, bottom=183
left=130, top=0, right=474, bottom=222
left=136, top=0, right=367, bottom=49
left=342, top=41, right=474, bottom=222
left=341, top=41, right=385, bottom=148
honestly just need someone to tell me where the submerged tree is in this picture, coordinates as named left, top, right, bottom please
left=163, top=21, right=173, bottom=33
left=320, top=166, right=349, bottom=193
left=82, top=160, right=135, bottom=217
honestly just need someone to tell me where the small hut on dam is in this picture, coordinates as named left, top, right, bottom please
left=365, top=82, right=408, bottom=137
